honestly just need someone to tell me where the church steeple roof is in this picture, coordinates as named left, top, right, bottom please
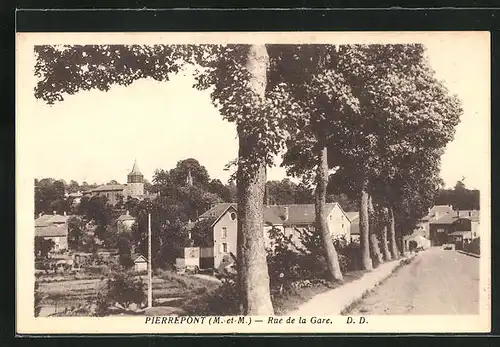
left=128, top=159, right=143, bottom=176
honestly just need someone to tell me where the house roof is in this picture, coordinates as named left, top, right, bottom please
left=92, top=184, right=126, bottom=192
left=199, top=203, right=236, bottom=220
left=264, top=204, right=339, bottom=225
left=117, top=214, right=135, bottom=221
left=35, top=214, right=71, bottom=227
left=131, top=254, right=147, bottom=263
left=430, top=214, right=457, bottom=225
left=422, top=205, right=454, bottom=221
left=35, top=215, right=55, bottom=227
left=345, top=212, right=359, bottom=223
left=35, top=225, right=68, bottom=237
left=200, top=202, right=348, bottom=227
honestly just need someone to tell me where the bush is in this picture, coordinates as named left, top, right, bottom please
left=181, top=276, right=239, bottom=316
left=91, top=270, right=146, bottom=315
left=266, top=226, right=329, bottom=292
left=265, top=226, right=362, bottom=290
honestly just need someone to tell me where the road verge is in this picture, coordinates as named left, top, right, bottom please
left=288, top=252, right=418, bottom=316
left=456, top=250, right=480, bottom=258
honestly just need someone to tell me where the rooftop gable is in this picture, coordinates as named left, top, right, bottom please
left=199, top=203, right=236, bottom=220
left=345, top=212, right=359, bottom=223
left=430, top=214, right=457, bottom=225
left=92, top=184, right=126, bottom=192
left=264, top=203, right=342, bottom=225
left=131, top=254, right=147, bottom=263
left=35, top=214, right=71, bottom=227
left=35, top=225, right=68, bottom=237
left=203, top=202, right=347, bottom=227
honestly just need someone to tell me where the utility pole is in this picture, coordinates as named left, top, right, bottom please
left=147, top=212, right=152, bottom=308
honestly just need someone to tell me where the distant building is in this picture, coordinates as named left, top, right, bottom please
left=66, top=191, right=83, bottom=205
left=419, top=204, right=455, bottom=239
left=82, top=160, right=156, bottom=205
left=35, top=212, right=71, bottom=252
left=429, top=209, right=480, bottom=248
left=196, top=202, right=351, bottom=269
left=131, top=254, right=148, bottom=272
left=403, top=233, right=431, bottom=252
left=117, top=210, right=136, bottom=233
left=262, top=203, right=351, bottom=249
left=345, top=212, right=360, bottom=243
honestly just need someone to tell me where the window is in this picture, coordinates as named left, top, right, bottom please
left=473, top=232, right=476, bottom=237
left=437, top=228, right=445, bottom=233
left=221, top=227, right=227, bottom=239
left=342, top=224, right=344, bottom=228
left=222, top=243, right=228, bottom=253
left=230, top=212, right=237, bottom=221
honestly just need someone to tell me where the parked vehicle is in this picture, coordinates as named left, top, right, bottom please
left=442, top=243, right=455, bottom=250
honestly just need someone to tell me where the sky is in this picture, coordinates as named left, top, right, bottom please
left=27, top=34, right=489, bottom=190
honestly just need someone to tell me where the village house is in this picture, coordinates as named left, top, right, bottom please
left=116, top=210, right=136, bottom=233
left=420, top=204, right=455, bottom=238
left=401, top=205, right=454, bottom=251
left=65, top=191, right=83, bottom=206
left=262, top=203, right=351, bottom=249
left=35, top=211, right=71, bottom=252
left=429, top=209, right=480, bottom=248
left=345, top=212, right=360, bottom=243
left=196, top=202, right=352, bottom=269
left=131, top=254, right=148, bottom=273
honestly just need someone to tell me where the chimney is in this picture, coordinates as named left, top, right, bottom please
left=280, top=206, right=289, bottom=221
left=64, top=211, right=67, bottom=216
left=53, top=210, right=56, bottom=215
left=126, top=210, right=130, bottom=216
left=456, top=210, right=459, bottom=217
left=38, top=212, right=42, bottom=218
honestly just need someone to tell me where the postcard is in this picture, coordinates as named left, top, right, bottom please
left=16, top=31, right=491, bottom=334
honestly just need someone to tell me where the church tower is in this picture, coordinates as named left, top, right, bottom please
left=126, top=159, right=144, bottom=198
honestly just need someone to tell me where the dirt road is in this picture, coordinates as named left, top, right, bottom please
left=347, top=247, right=480, bottom=315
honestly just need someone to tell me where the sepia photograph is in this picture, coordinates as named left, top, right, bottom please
left=16, top=31, right=490, bottom=334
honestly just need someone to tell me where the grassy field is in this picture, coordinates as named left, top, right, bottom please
left=37, top=270, right=221, bottom=317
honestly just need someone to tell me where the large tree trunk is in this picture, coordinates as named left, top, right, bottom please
left=236, top=44, right=274, bottom=315
left=315, top=146, right=343, bottom=281
left=388, top=206, right=400, bottom=260
left=359, top=177, right=373, bottom=271
left=368, top=195, right=383, bottom=267
left=381, top=207, right=392, bottom=261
